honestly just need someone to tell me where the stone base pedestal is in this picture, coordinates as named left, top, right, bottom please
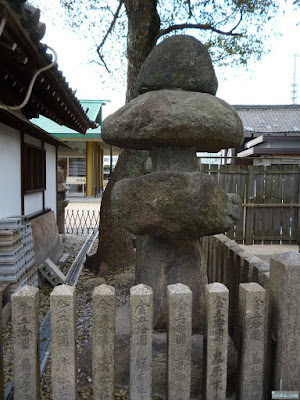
left=135, top=236, right=208, bottom=333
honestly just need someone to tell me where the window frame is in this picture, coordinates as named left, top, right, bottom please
left=22, top=142, right=46, bottom=193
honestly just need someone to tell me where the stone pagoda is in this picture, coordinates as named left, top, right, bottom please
left=102, top=35, right=244, bottom=332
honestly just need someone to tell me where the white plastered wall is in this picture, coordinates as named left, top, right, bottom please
left=24, top=192, right=43, bottom=215
left=44, top=143, right=57, bottom=217
left=0, top=124, right=22, bottom=218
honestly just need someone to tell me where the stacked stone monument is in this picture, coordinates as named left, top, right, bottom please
left=102, top=35, right=244, bottom=332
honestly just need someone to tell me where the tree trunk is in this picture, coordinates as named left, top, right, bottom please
left=125, top=0, right=160, bottom=102
left=85, top=0, right=160, bottom=276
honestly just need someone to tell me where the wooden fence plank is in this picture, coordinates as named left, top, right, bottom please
left=263, top=167, right=274, bottom=244
left=235, top=166, right=247, bottom=242
left=272, top=165, right=284, bottom=244
left=245, top=166, right=255, bottom=245
left=282, top=166, right=293, bottom=243
left=290, top=166, right=299, bottom=243
left=253, top=166, right=265, bottom=244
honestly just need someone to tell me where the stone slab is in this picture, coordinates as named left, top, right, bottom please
left=238, top=283, right=265, bottom=400
left=167, top=284, right=192, bottom=400
left=12, top=286, right=39, bottom=400
left=31, top=211, right=63, bottom=267
left=205, top=283, right=229, bottom=400
left=93, top=284, right=115, bottom=400
left=51, top=285, right=77, bottom=400
left=130, top=284, right=153, bottom=400
left=269, top=251, right=300, bottom=391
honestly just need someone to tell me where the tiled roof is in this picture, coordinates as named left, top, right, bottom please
left=0, top=0, right=96, bottom=133
left=234, top=105, right=300, bottom=135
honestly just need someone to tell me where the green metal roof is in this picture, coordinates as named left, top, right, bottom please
left=31, top=99, right=109, bottom=139
left=80, top=100, right=108, bottom=122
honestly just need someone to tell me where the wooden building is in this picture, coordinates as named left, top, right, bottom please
left=235, top=105, right=300, bottom=165
left=0, top=0, right=94, bottom=268
left=31, top=99, right=119, bottom=197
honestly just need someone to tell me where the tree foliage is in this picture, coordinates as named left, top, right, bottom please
left=59, top=0, right=281, bottom=92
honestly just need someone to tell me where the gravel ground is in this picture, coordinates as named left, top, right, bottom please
left=3, top=233, right=135, bottom=400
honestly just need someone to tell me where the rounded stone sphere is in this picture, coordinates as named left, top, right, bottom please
left=135, top=35, right=218, bottom=95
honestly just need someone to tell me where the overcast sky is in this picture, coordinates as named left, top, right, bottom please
left=35, top=0, right=300, bottom=118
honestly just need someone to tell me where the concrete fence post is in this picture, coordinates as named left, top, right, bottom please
left=212, top=236, right=218, bottom=282
left=205, top=282, right=229, bottom=400
left=92, top=284, right=115, bottom=400
left=130, top=284, right=153, bottom=400
left=12, top=286, right=40, bottom=400
left=269, top=252, right=300, bottom=391
left=51, top=285, right=77, bottom=400
left=253, top=261, right=270, bottom=286
left=214, top=234, right=230, bottom=283
left=238, top=283, right=266, bottom=400
left=225, top=241, right=241, bottom=341
left=167, top=283, right=192, bottom=400
left=208, top=236, right=214, bottom=283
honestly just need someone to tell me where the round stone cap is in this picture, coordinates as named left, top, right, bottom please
left=102, top=90, right=244, bottom=152
left=135, top=35, right=218, bottom=95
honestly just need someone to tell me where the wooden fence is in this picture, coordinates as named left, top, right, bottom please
left=199, top=163, right=300, bottom=245
left=3, top=239, right=300, bottom=400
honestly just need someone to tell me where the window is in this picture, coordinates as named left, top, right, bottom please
left=22, top=142, right=46, bottom=192
left=69, top=158, right=86, bottom=177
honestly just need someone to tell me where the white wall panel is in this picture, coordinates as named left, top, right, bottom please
left=45, top=143, right=57, bottom=217
left=24, top=192, right=43, bottom=215
left=0, top=124, right=21, bottom=218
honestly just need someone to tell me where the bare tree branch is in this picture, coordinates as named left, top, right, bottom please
left=96, top=0, right=125, bottom=72
left=157, top=22, right=243, bottom=41
left=187, top=0, right=193, bottom=18
left=228, top=13, right=243, bottom=34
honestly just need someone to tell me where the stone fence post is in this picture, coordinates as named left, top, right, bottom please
left=238, top=283, right=266, bottom=400
left=130, top=284, right=153, bottom=400
left=92, top=284, right=115, bottom=400
left=12, top=286, right=40, bottom=400
left=51, top=285, right=77, bottom=400
left=205, top=282, right=229, bottom=400
left=268, top=251, right=300, bottom=391
left=167, top=283, right=192, bottom=400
